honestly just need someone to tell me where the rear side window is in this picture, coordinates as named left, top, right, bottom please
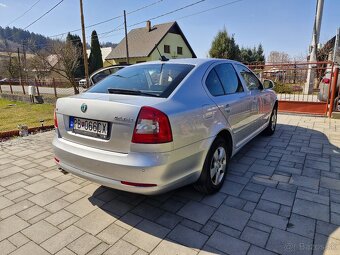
left=214, top=64, right=244, bottom=94
left=206, top=69, right=224, bottom=96
left=88, top=64, right=194, bottom=98
left=92, top=69, right=111, bottom=84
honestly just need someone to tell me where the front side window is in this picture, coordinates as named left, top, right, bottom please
left=205, top=69, right=225, bottom=96
left=235, top=64, right=262, bottom=91
left=214, top=64, right=244, bottom=94
left=88, top=64, right=194, bottom=98
left=164, top=45, right=170, bottom=54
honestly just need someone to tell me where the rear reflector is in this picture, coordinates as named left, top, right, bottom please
left=54, top=110, right=58, bottom=128
left=54, top=157, right=60, bottom=163
left=121, top=181, right=157, bottom=187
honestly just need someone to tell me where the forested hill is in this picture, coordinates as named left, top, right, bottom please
left=0, top=26, right=116, bottom=52
left=0, top=26, right=54, bottom=52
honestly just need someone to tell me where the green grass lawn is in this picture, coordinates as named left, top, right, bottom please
left=0, top=98, right=55, bottom=132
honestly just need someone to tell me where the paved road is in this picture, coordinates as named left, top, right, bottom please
left=0, top=114, right=340, bottom=254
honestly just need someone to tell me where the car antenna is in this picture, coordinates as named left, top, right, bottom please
left=155, top=44, right=169, bottom=61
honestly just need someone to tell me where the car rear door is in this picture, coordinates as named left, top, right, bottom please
left=203, top=63, right=253, bottom=147
left=234, top=64, right=268, bottom=129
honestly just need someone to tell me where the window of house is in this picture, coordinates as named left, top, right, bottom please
left=177, top=47, right=183, bottom=55
left=164, top=45, right=170, bottom=54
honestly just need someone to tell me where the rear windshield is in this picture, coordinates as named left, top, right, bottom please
left=87, top=63, right=194, bottom=97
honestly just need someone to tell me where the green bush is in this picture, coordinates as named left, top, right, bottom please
left=273, top=82, right=293, bottom=94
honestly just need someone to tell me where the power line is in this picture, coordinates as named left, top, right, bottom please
left=6, top=0, right=42, bottom=26
left=101, top=0, right=244, bottom=41
left=176, top=0, right=244, bottom=21
left=97, top=0, right=208, bottom=39
left=127, top=0, right=164, bottom=15
left=5, top=0, right=64, bottom=41
left=48, top=0, right=165, bottom=38
left=23, top=0, right=64, bottom=31
left=22, top=0, right=245, bottom=48
left=127, top=0, right=207, bottom=28
left=21, top=0, right=205, bottom=45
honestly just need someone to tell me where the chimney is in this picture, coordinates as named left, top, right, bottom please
left=146, top=20, right=151, bottom=32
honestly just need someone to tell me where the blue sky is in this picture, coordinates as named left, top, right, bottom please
left=0, top=0, right=339, bottom=59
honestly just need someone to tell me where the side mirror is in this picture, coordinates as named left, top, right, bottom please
left=263, top=79, right=275, bottom=89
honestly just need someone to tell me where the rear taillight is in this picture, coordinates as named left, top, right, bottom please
left=54, top=110, right=58, bottom=128
left=322, top=78, right=331, bottom=84
left=132, top=106, right=172, bottom=144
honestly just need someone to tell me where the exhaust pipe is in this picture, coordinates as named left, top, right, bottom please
left=58, top=167, right=69, bottom=175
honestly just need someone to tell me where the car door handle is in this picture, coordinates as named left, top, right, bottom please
left=224, top=104, right=231, bottom=113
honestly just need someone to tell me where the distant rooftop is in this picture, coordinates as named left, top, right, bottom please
left=106, top=21, right=196, bottom=59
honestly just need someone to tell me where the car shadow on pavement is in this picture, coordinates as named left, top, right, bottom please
left=88, top=123, right=340, bottom=254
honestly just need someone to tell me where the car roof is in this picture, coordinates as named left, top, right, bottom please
left=134, top=58, right=242, bottom=67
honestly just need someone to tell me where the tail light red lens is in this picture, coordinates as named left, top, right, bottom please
left=132, top=106, right=172, bottom=144
left=54, top=110, right=58, bottom=128
left=322, top=78, right=330, bottom=84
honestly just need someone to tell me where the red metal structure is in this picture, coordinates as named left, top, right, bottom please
left=248, top=61, right=338, bottom=116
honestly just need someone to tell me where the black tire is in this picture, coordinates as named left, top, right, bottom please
left=263, top=105, right=278, bottom=136
left=194, top=136, right=229, bottom=194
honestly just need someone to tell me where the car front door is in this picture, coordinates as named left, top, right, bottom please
left=204, top=63, right=252, bottom=147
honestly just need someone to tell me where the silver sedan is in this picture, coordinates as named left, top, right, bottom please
left=53, top=58, right=277, bottom=195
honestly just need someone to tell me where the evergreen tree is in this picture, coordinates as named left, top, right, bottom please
left=209, top=27, right=265, bottom=64
left=66, top=33, right=85, bottom=78
left=209, top=27, right=240, bottom=60
left=256, top=43, right=265, bottom=63
left=88, top=30, right=103, bottom=74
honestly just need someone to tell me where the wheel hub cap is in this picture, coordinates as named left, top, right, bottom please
left=271, top=109, right=277, bottom=131
left=210, top=146, right=227, bottom=186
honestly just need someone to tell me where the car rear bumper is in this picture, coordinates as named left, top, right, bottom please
left=52, top=136, right=208, bottom=195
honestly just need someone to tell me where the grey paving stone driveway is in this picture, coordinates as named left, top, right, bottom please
left=1, top=114, right=340, bottom=255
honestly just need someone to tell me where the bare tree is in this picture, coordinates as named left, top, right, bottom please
left=3, top=52, right=21, bottom=79
left=267, top=51, right=290, bottom=63
left=28, top=54, right=50, bottom=80
left=28, top=40, right=82, bottom=94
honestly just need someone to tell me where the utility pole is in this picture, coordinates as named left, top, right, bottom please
left=304, top=0, right=324, bottom=94
left=17, top=47, right=25, bottom=95
left=124, top=10, right=130, bottom=64
left=22, top=42, right=28, bottom=84
left=79, top=0, right=90, bottom=88
left=333, top=28, right=340, bottom=63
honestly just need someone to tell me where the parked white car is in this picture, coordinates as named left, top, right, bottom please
left=78, top=65, right=127, bottom=88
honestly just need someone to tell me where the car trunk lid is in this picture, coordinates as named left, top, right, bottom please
left=55, top=93, right=166, bottom=153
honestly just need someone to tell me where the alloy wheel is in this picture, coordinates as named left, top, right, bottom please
left=210, top=146, right=227, bottom=185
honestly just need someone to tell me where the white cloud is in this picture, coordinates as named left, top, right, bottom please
left=0, top=3, right=7, bottom=8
